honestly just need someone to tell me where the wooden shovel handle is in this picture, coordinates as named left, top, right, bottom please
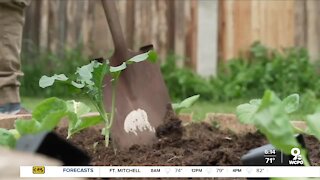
left=101, top=0, right=128, bottom=55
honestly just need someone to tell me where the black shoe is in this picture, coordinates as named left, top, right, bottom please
left=0, top=103, right=30, bottom=115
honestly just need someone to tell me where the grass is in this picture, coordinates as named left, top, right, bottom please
left=22, top=97, right=246, bottom=121
left=180, top=99, right=249, bottom=121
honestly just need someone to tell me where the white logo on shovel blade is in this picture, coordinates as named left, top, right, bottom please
left=124, top=108, right=155, bottom=136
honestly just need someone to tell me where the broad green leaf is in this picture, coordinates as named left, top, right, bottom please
left=258, top=90, right=281, bottom=111
left=54, top=74, right=68, bottom=81
left=71, top=81, right=85, bottom=88
left=8, top=129, right=20, bottom=139
left=76, top=61, right=101, bottom=85
left=127, top=52, right=149, bottom=64
left=77, top=66, right=92, bottom=82
left=32, top=97, right=67, bottom=121
left=31, top=98, right=68, bottom=131
left=86, top=86, right=100, bottom=102
left=89, top=61, right=109, bottom=104
left=110, top=62, right=127, bottom=80
left=77, top=61, right=96, bottom=79
left=15, top=119, right=41, bottom=136
left=92, top=62, right=109, bottom=90
left=66, top=100, right=91, bottom=116
left=172, top=103, right=180, bottom=111
left=65, top=100, right=103, bottom=138
left=39, top=74, right=68, bottom=88
left=14, top=98, right=72, bottom=137
left=126, top=50, right=158, bottom=64
left=126, top=51, right=158, bottom=64
left=173, top=95, right=200, bottom=114
left=253, top=92, right=300, bottom=155
left=0, top=128, right=16, bottom=148
left=39, top=75, right=55, bottom=88
left=38, top=111, right=67, bottom=132
left=282, top=93, right=299, bottom=114
left=110, top=62, right=127, bottom=72
left=254, top=105, right=300, bottom=155
left=236, top=99, right=261, bottom=124
left=306, top=112, right=320, bottom=141
left=67, top=115, right=104, bottom=138
left=179, top=94, right=200, bottom=108
left=236, top=90, right=308, bottom=164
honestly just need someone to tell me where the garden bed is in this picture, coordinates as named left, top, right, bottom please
left=1, top=112, right=319, bottom=166
left=54, top=112, right=320, bottom=166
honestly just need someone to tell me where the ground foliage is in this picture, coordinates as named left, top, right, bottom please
left=214, top=42, right=320, bottom=101
left=21, top=46, right=87, bottom=97
left=162, top=42, right=320, bottom=112
left=21, top=43, right=320, bottom=109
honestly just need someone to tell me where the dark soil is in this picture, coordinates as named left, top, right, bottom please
left=55, top=110, right=320, bottom=166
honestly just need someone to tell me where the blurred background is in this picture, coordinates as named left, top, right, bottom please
left=20, top=0, right=320, bottom=120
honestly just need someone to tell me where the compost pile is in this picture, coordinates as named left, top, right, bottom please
left=56, top=110, right=320, bottom=166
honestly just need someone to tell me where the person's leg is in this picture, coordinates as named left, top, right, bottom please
left=0, top=0, right=30, bottom=114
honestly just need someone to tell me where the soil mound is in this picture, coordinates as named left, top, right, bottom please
left=56, top=110, right=320, bottom=166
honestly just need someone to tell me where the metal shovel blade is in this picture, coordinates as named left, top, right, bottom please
left=101, top=0, right=171, bottom=150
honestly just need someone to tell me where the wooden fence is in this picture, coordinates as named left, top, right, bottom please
left=23, top=0, right=198, bottom=64
left=22, top=0, right=320, bottom=77
left=219, top=0, right=295, bottom=61
left=219, top=0, right=320, bottom=62
left=295, top=0, right=320, bottom=61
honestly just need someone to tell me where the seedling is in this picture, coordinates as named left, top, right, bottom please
left=236, top=90, right=320, bottom=166
left=0, top=51, right=156, bottom=149
left=172, top=94, right=200, bottom=115
left=0, top=97, right=102, bottom=148
left=39, top=51, right=157, bottom=147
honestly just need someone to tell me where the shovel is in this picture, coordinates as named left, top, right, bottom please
left=101, top=0, right=171, bottom=150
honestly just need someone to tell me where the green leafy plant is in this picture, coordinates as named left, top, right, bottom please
left=21, top=46, right=88, bottom=98
left=0, top=51, right=156, bottom=149
left=0, top=129, right=16, bottom=148
left=236, top=90, right=320, bottom=166
left=21, top=42, right=320, bottom=105
left=210, top=42, right=320, bottom=102
left=172, top=94, right=200, bottom=114
left=39, top=51, right=156, bottom=147
left=161, top=55, right=213, bottom=101
left=0, top=97, right=101, bottom=148
left=161, top=42, right=320, bottom=104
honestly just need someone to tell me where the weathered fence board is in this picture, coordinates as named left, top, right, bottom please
left=219, top=0, right=295, bottom=61
left=293, top=0, right=320, bottom=61
left=23, top=0, right=199, bottom=65
left=196, top=0, right=218, bottom=77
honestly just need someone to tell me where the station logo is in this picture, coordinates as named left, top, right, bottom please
left=32, top=166, right=45, bottom=174
left=289, top=148, right=304, bottom=165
